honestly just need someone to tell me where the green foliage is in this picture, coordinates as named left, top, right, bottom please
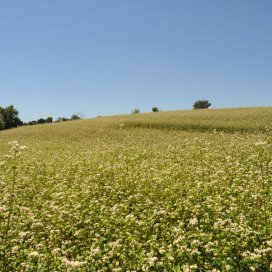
left=0, top=113, right=4, bottom=130
left=55, top=117, right=69, bottom=122
left=37, top=118, right=46, bottom=124
left=27, top=120, right=37, bottom=126
left=193, top=99, right=211, bottom=109
left=152, top=106, right=159, bottom=112
left=0, top=105, right=23, bottom=129
left=71, top=114, right=81, bottom=120
left=46, top=117, right=53, bottom=123
left=25, top=117, right=53, bottom=126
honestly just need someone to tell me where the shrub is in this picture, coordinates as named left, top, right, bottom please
left=71, top=114, right=81, bottom=120
left=193, top=100, right=211, bottom=109
left=132, top=108, right=140, bottom=114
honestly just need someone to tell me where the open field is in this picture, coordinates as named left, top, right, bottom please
left=1, top=107, right=272, bottom=271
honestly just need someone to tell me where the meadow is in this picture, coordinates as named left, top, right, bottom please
left=1, top=107, right=272, bottom=271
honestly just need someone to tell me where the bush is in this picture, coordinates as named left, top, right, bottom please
left=71, top=114, right=81, bottom=120
left=47, top=117, right=53, bottom=123
left=193, top=100, right=211, bottom=109
left=56, top=117, right=69, bottom=122
left=152, top=107, right=159, bottom=112
left=132, top=108, right=140, bottom=114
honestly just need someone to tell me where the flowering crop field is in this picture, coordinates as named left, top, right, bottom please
left=1, top=107, right=272, bottom=271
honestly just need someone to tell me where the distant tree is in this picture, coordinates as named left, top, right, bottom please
left=76, top=111, right=85, bottom=119
left=37, top=118, right=46, bottom=124
left=71, top=114, right=81, bottom=120
left=132, top=108, right=140, bottom=114
left=0, top=113, right=4, bottom=130
left=46, top=117, right=53, bottom=123
left=152, top=107, right=159, bottom=112
left=0, top=105, right=23, bottom=129
left=28, top=120, right=37, bottom=126
left=56, top=117, right=69, bottom=122
left=25, top=117, right=52, bottom=126
left=193, top=100, right=211, bottom=109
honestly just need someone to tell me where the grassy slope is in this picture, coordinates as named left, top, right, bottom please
left=124, top=107, right=272, bottom=133
left=1, top=107, right=272, bottom=143
left=0, top=107, right=272, bottom=271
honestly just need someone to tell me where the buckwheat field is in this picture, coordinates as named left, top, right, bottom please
left=1, top=108, right=272, bottom=272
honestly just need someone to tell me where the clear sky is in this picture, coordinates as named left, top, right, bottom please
left=0, top=0, right=271, bottom=121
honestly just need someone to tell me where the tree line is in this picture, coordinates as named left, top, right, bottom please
left=0, top=105, right=82, bottom=131
left=25, top=114, right=81, bottom=126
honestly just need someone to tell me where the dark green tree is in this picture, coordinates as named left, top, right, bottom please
left=0, top=113, right=4, bottom=130
left=193, top=100, right=211, bottom=109
left=71, top=114, right=81, bottom=120
left=37, top=118, right=46, bottom=124
left=46, top=117, right=53, bottom=123
left=56, top=117, right=69, bottom=122
left=152, top=107, right=159, bottom=112
left=0, top=105, right=23, bottom=129
left=28, top=120, right=37, bottom=126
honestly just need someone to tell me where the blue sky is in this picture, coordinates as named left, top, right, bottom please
left=0, top=0, right=271, bottom=121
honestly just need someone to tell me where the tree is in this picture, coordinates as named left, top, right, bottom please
left=37, top=118, right=46, bottom=124
left=71, top=114, right=81, bottom=120
left=193, top=100, right=211, bottom=109
left=152, top=107, right=159, bottom=112
left=0, top=113, right=4, bottom=130
left=28, top=120, right=37, bottom=126
left=46, top=117, right=53, bottom=123
left=132, top=108, right=140, bottom=114
left=0, top=105, right=23, bottom=129
left=56, top=117, right=69, bottom=122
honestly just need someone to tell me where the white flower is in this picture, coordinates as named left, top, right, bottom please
left=19, top=145, right=28, bottom=150
left=159, top=248, right=165, bottom=254
left=28, top=251, right=39, bottom=258
left=62, top=258, right=87, bottom=268
left=189, top=217, right=198, bottom=226
left=18, top=231, right=29, bottom=239
left=52, top=248, right=61, bottom=255
left=255, top=141, right=267, bottom=146
left=267, top=240, right=272, bottom=247
left=225, top=264, right=232, bottom=271
left=8, top=141, right=19, bottom=146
